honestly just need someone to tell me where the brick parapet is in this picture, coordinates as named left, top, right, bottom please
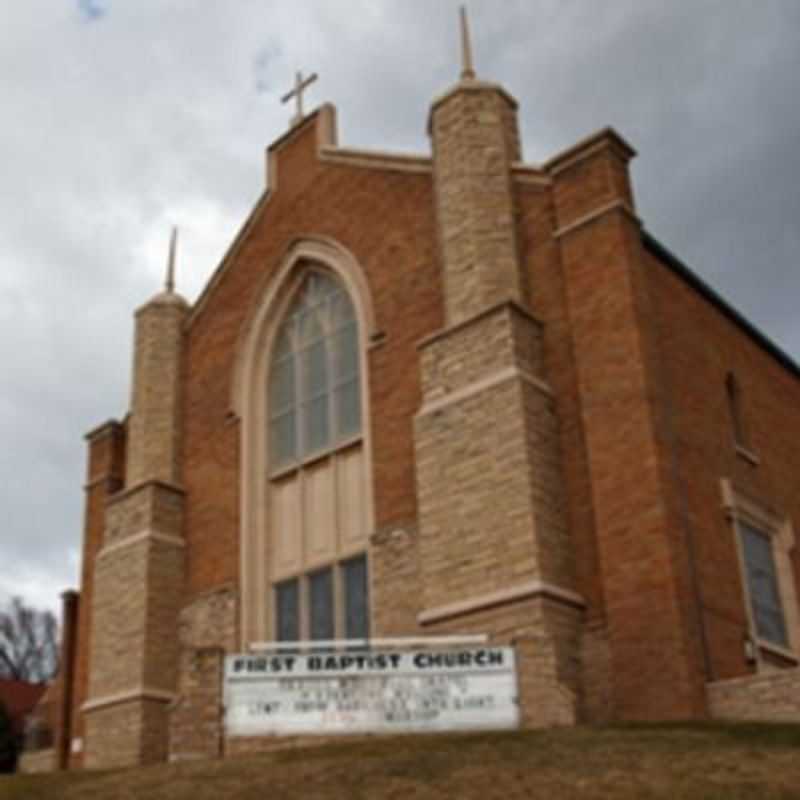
left=547, top=128, right=637, bottom=233
left=84, top=419, right=127, bottom=483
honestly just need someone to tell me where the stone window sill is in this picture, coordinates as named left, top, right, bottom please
left=758, top=639, right=798, bottom=666
left=270, top=435, right=362, bottom=481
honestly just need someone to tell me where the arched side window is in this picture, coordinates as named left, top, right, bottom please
left=269, top=272, right=361, bottom=470
left=266, top=269, right=370, bottom=645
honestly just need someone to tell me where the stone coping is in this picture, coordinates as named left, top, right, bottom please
left=104, top=478, right=186, bottom=507
left=419, top=579, right=586, bottom=626
left=543, top=126, right=637, bottom=175
left=417, top=299, right=543, bottom=353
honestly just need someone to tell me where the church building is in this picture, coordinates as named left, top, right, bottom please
left=49, top=12, right=800, bottom=770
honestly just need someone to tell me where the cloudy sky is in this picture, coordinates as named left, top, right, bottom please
left=1, top=0, right=798, bottom=616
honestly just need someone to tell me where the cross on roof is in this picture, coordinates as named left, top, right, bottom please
left=281, top=70, right=318, bottom=126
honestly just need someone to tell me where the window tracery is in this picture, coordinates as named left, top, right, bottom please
left=268, top=272, right=361, bottom=469
left=267, top=269, right=369, bottom=643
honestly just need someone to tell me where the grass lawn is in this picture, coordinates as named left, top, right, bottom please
left=2, top=722, right=800, bottom=799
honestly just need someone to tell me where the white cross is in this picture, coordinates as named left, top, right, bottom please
left=281, top=70, right=318, bottom=126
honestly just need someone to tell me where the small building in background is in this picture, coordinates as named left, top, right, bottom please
left=0, top=679, right=47, bottom=773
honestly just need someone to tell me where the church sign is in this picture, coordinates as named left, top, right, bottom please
left=223, top=647, right=519, bottom=736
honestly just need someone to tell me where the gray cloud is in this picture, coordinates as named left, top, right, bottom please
left=1, top=0, right=798, bottom=614
left=77, top=0, right=108, bottom=23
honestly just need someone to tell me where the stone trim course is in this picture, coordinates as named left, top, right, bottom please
left=418, top=580, right=586, bottom=625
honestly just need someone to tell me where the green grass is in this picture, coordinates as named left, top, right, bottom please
left=2, top=723, right=800, bottom=800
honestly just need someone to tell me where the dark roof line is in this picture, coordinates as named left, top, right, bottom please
left=642, top=230, right=800, bottom=381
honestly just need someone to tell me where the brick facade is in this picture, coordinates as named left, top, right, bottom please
left=57, top=55, right=800, bottom=770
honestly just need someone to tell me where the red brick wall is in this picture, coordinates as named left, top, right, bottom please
left=181, top=114, right=442, bottom=599
left=517, top=182, right=607, bottom=623
left=646, top=242, right=800, bottom=682
left=560, top=213, right=705, bottom=718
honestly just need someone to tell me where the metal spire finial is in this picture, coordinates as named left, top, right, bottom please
left=165, top=226, right=178, bottom=293
left=460, top=5, right=476, bottom=80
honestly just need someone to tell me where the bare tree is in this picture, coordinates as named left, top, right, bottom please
left=0, top=597, right=58, bottom=682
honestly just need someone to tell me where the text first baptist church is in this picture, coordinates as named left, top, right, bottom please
left=48, top=13, right=800, bottom=770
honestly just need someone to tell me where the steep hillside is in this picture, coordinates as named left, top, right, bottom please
left=3, top=723, right=800, bottom=799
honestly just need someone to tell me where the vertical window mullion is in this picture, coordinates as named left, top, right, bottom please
left=309, top=568, right=334, bottom=643
left=733, top=517, right=762, bottom=665
left=326, top=295, right=337, bottom=445
left=334, top=562, right=343, bottom=641
left=295, top=328, right=305, bottom=460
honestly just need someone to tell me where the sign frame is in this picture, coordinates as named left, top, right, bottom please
left=223, top=644, right=520, bottom=738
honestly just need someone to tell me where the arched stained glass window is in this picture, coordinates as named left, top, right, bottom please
left=269, top=271, right=361, bottom=469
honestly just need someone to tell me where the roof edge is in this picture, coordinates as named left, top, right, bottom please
left=642, top=230, right=800, bottom=381
left=185, top=188, right=271, bottom=329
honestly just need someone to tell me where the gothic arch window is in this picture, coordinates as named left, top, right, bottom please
left=267, top=270, right=369, bottom=643
left=269, top=271, right=361, bottom=470
left=235, top=240, right=376, bottom=648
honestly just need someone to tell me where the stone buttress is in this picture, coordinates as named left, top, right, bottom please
left=83, top=281, right=188, bottom=768
left=413, top=72, right=584, bottom=725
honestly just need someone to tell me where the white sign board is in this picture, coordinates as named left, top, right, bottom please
left=224, top=647, right=518, bottom=737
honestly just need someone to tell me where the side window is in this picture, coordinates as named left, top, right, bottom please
left=739, top=521, right=788, bottom=648
left=723, top=480, right=799, bottom=666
